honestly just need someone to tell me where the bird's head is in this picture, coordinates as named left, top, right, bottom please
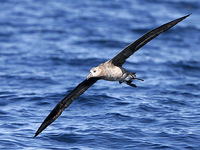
left=87, top=67, right=103, bottom=79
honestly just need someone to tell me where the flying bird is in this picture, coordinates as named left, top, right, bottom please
left=34, top=14, right=190, bottom=137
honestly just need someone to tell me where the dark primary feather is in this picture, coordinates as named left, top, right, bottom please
left=34, top=77, right=99, bottom=137
left=34, top=14, right=190, bottom=137
left=110, top=14, right=190, bottom=66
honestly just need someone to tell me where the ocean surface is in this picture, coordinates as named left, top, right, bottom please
left=0, top=0, right=200, bottom=149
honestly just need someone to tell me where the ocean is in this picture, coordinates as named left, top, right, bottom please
left=0, top=0, right=200, bottom=149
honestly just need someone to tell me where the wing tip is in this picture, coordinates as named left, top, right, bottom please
left=182, top=13, right=191, bottom=20
left=34, top=126, right=43, bottom=138
left=172, top=13, right=190, bottom=27
left=34, top=118, right=55, bottom=138
left=186, top=13, right=192, bottom=17
left=33, top=132, right=39, bottom=138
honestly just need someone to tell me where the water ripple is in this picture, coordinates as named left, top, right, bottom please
left=0, top=0, right=200, bottom=150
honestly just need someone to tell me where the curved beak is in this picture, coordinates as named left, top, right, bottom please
left=87, top=73, right=92, bottom=80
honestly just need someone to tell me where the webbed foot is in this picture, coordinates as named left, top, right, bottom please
left=119, top=81, right=122, bottom=84
left=130, top=72, right=144, bottom=81
left=134, top=77, right=144, bottom=81
left=126, top=81, right=137, bottom=88
left=126, top=82, right=137, bottom=88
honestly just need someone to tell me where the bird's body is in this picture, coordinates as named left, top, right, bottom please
left=34, top=14, right=190, bottom=137
left=89, top=61, right=123, bottom=81
left=88, top=61, right=141, bottom=86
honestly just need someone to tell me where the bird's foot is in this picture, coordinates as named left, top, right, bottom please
left=126, top=82, right=137, bottom=88
left=129, top=72, right=144, bottom=81
left=133, top=77, right=144, bottom=81
left=119, top=72, right=143, bottom=87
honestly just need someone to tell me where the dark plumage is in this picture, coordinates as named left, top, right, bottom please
left=34, top=14, right=190, bottom=137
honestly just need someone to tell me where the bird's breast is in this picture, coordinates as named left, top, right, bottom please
left=102, top=65, right=123, bottom=81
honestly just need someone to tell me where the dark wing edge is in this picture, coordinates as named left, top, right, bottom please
left=110, top=14, right=191, bottom=66
left=34, top=77, right=99, bottom=137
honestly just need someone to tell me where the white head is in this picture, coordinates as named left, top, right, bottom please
left=87, top=67, right=102, bottom=79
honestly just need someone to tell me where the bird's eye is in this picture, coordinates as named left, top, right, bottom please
left=93, top=70, right=96, bottom=73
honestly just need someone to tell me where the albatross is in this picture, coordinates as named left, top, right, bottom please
left=34, top=14, right=190, bottom=137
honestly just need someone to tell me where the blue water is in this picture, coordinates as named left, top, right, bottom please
left=0, top=0, right=200, bottom=149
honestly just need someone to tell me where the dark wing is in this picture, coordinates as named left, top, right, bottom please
left=110, top=14, right=190, bottom=66
left=34, top=77, right=99, bottom=137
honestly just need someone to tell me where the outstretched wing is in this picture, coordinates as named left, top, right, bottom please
left=34, top=77, right=99, bottom=137
left=110, top=14, right=190, bottom=66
